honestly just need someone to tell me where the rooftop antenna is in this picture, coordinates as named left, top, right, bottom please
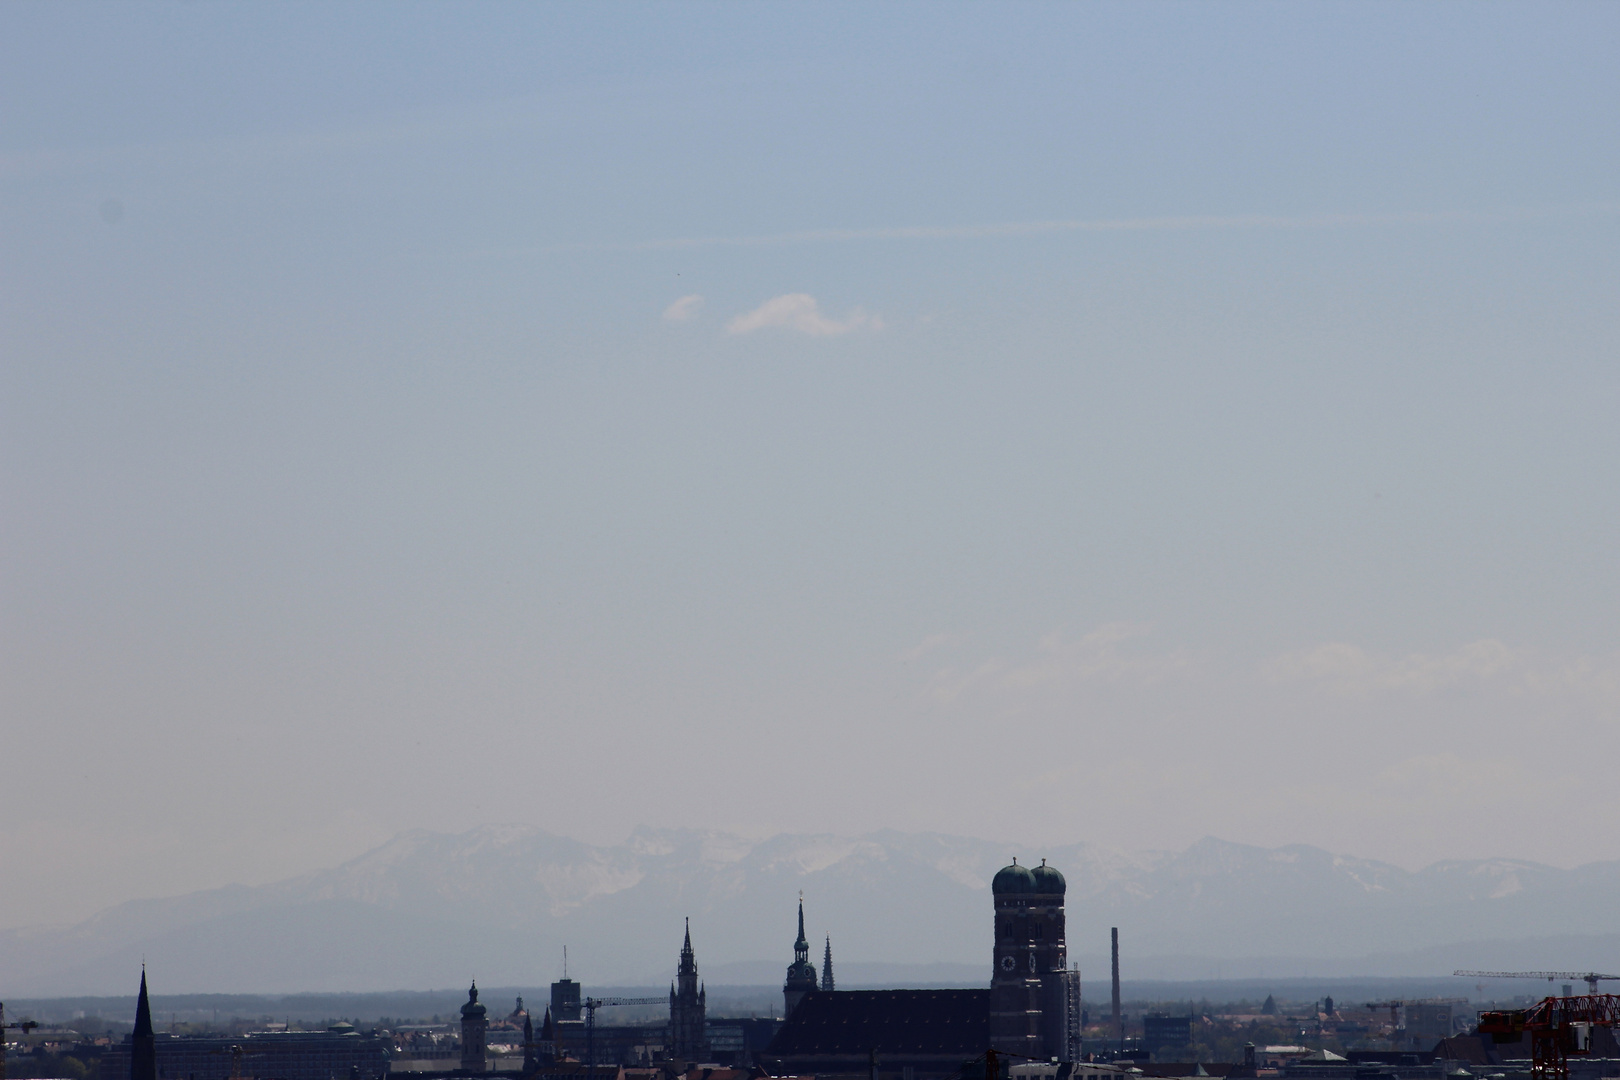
left=563, top=947, right=568, bottom=979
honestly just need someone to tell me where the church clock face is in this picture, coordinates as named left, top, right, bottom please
left=1000, top=955, right=1016, bottom=972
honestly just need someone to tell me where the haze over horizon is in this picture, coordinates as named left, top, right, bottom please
left=9, top=824, right=1620, bottom=996
left=5, top=2, right=1620, bottom=945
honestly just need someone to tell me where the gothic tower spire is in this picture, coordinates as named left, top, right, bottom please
left=537, top=1007, right=556, bottom=1065
left=679, top=917, right=696, bottom=976
left=669, top=919, right=707, bottom=1060
left=821, top=935, right=835, bottom=991
left=521, top=1011, right=536, bottom=1077
left=131, top=968, right=156, bottom=1080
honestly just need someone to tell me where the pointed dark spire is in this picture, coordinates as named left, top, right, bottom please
left=134, top=969, right=153, bottom=1038
left=821, top=935, right=835, bottom=992
left=783, top=894, right=819, bottom=1017
left=535, top=1007, right=555, bottom=1069
left=131, top=968, right=156, bottom=1080
left=678, top=918, right=698, bottom=979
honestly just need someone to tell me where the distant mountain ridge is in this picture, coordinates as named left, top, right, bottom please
left=3, top=827, right=1618, bottom=996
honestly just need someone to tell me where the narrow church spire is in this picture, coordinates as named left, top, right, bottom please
left=535, top=1007, right=556, bottom=1068
left=821, top=935, right=835, bottom=991
left=680, top=916, right=695, bottom=973
left=131, top=968, right=156, bottom=1080
left=134, top=969, right=153, bottom=1038
left=783, top=894, right=819, bottom=1018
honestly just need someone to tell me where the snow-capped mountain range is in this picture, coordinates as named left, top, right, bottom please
left=4, top=827, right=1619, bottom=995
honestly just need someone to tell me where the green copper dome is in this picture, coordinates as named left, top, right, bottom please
left=992, top=860, right=1037, bottom=894
left=1031, top=860, right=1066, bottom=895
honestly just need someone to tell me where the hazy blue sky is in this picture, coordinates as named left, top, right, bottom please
left=4, top=2, right=1620, bottom=928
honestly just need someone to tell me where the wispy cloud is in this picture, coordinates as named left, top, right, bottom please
left=725, top=294, right=882, bottom=337
left=1260, top=640, right=1620, bottom=702
left=899, top=633, right=956, bottom=663
left=662, top=294, right=704, bottom=322
left=509, top=202, right=1620, bottom=257
left=926, top=623, right=1195, bottom=704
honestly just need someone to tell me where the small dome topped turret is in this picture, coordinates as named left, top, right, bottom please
left=461, top=982, right=487, bottom=1018
left=992, top=858, right=1037, bottom=894
left=1031, top=859, right=1066, bottom=895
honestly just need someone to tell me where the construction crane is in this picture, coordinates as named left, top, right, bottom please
left=1456, top=971, right=1620, bottom=996
left=582, top=996, right=665, bottom=1072
left=1479, top=993, right=1620, bottom=1080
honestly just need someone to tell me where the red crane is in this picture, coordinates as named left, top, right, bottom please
left=1478, top=994, right=1620, bottom=1080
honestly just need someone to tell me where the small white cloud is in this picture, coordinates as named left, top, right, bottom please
left=899, top=633, right=956, bottom=663
left=725, top=293, right=882, bottom=337
left=662, top=294, right=704, bottom=322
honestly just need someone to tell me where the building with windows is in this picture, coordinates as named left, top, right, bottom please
left=764, top=860, right=1079, bottom=1077
left=461, top=983, right=489, bottom=1072
left=990, top=858, right=1078, bottom=1061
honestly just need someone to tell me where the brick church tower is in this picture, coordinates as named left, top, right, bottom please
left=668, top=919, right=708, bottom=1060
left=989, top=858, right=1072, bottom=1059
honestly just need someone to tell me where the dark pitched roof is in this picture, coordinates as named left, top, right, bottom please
left=134, top=969, right=154, bottom=1039
left=765, top=990, right=988, bottom=1057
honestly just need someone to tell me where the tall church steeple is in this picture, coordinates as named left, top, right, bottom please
left=131, top=968, right=156, bottom=1080
left=536, top=1007, right=556, bottom=1065
left=521, top=1011, right=536, bottom=1077
left=669, top=919, right=707, bottom=1060
left=783, top=895, right=819, bottom=1018
left=821, top=935, right=835, bottom=992
left=679, top=918, right=697, bottom=980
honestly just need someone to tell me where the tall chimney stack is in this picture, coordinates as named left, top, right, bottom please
left=1111, top=927, right=1122, bottom=1050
